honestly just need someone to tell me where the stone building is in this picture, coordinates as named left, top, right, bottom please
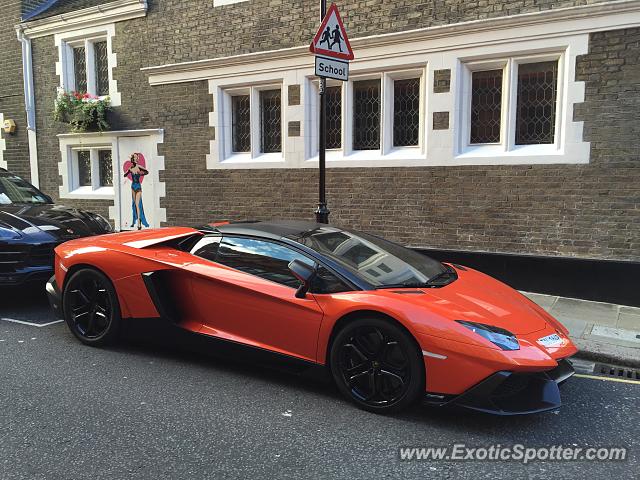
left=0, top=0, right=639, bottom=300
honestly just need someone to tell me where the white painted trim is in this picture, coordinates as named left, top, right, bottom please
left=209, top=74, right=296, bottom=169
left=57, top=129, right=164, bottom=229
left=15, top=0, right=148, bottom=39
left=54, top=24, right=122, bottom=107
left=0, top=113, right=6, bottom=170
left=206, top=34, right=590, bottom=169
left=143, top=0, right=640, bottom=85
left=57, top=128, right=163, bottom=138
left=16, top=29, right=39, bottom=186
left=213, top=0, right=249, bottom=6
left=28, top=130, right=40, bottom=187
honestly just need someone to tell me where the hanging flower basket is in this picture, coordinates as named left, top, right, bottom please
left=53, top=91, right=111, bottom=133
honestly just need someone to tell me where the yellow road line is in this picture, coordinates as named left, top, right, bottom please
left=574, top=373, right=640, bottom=385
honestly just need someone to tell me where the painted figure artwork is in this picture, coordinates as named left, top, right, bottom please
left=123, top=152, right=149, bottom=230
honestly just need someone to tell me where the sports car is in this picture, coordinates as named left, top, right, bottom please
left=0, top=167, right=112, bottom=286
left=46, top=220, right=577, bottom=415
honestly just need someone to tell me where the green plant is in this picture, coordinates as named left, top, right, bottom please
left=53, top=91, right=111, bottom=132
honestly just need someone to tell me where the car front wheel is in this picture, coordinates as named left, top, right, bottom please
left=329, top=317, right=424, bottom=414
left=62, top=268, right=121, bottom=346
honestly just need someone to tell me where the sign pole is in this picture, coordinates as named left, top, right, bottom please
left=315, top=0, right=330, bottom=224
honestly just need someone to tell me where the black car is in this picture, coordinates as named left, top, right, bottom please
left=0, top=168, right=112, bottom=286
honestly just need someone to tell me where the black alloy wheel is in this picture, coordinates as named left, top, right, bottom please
left=330, top=317, right=424, bottom=413
left=62, top=268, right=121, bottom=346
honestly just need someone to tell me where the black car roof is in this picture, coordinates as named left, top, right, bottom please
left=213, top=220, right=334, bottom=241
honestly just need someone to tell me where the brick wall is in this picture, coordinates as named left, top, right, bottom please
left=22, top=1, right=640, bottom=261
left=0, top=1, right=30, bottom=179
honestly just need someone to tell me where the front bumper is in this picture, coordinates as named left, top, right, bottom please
left=46, top=275, right=63, bottom=319
left=0, top=267, right=53, bottom=286
left=424, top=358, right=575, bottom=415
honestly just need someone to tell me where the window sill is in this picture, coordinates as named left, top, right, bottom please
left=306, top=147, right=425, bottom=166
left=61, top=186, right=114, bottom=200
left=218, top=152, right=285, bottom=167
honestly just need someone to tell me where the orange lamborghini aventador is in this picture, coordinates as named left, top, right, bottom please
left=46, top=221, right=577, bottom=415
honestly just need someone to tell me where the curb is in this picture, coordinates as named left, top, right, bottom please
left=571, top=338, right=640, bottom=368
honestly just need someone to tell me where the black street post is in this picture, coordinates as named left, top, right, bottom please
left=315, top=0, right=330, bottom=224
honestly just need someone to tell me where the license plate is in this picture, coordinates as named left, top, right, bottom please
left=537, top=333, right=563, bottom=347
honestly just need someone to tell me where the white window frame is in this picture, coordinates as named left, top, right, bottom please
left=458, top=52, right=565, bottom=158
left=64, top=37, right=109, bottom=97
left=55, top=24, right=121, bottom=106
left=221, top=83, right=284, bottom=164
left=306, top=68, right=427, bottom=164
left=69, top=146, right=115, bottom=197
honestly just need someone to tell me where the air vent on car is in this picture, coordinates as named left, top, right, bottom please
left=391, top=290, right=425, bottom=295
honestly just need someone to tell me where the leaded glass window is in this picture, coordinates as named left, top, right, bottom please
left=77, top=151, right=91, bottom=187
left=73, top=47, right=87, bottom=93
left=516, top=61, right=558, bottom=145
left=393, top=78, right=421, bottom=147
left=94, top=41, right=109, bottom=97
left=98, top=150, right=113, bottom=187
left=232, top=95, right=251, bottom=153
left=326, top=86, right=342, bottom=149
left=470, top=69, right=503, bottom=144
left=353, top=80, right=381, bottom=150
left=260, top=90, right=282, bottom=153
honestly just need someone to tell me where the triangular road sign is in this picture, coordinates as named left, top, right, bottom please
left=309, top=3, right=354, bottom=61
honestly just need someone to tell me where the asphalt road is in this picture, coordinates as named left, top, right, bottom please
left=1, top=287, right=638, bottom=479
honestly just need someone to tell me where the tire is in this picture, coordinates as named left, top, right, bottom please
left=62, top=268, right=121, bottom=346
left=329, top=317, right=424, bottom=414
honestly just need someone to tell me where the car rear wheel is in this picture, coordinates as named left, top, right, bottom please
left=62, top=268, right=121, bottom=346
left=329, top=317, right=424, bottom=414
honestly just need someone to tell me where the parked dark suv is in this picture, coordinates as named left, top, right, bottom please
left=0, top=168, right=112, bottom=286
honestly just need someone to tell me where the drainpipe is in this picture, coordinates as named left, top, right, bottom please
left=16, top=26, right=39, bottom=188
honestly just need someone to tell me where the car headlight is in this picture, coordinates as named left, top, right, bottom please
left=91, top=213, right=113, bottom=232
left=0, top=227, right=21, bottom=240
left=456, top=320, right=520, bottom=351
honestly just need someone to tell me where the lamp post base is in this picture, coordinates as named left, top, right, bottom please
left=315, top=203, right=330, bottom=224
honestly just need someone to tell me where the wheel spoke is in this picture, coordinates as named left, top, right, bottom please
left=343, top=343, right=368, bottom=362
left=366, top=372, right=377, bottom=400
left=72, top=288, right=90, bottom=304
left=372, top=328, right=386, bottom=356
left=347, top=369, right=370, bottom=386
left=72, top=303, right=90, bottom=315
left=85, top=310, right=96, bottom=335
left=380, top=369, right=405, bottom=386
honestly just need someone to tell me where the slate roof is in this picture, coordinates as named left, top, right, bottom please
left=23, top=0, right=111, bottom=22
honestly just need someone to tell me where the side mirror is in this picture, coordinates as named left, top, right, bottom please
left=288, top=259, right=316, bottom=298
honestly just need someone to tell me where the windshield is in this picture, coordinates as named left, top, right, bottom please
left=293, top=227, right=448, bottom=287
left=0, top=172, right=50, bottom=205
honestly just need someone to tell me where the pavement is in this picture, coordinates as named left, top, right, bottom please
left=0, top=289, right=638, bottom=479
left=522, top=292, right=640, bottom=367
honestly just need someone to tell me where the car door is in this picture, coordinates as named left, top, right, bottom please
left=186, top=235, right=325, bottom=363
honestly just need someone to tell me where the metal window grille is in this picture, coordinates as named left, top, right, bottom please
left=515, top=61, right=558, bottom=145
left=98, top=150, right=113, bottom=187
left=326, top=86, right=342, bottom=149
left=353, top=80, right=381, bottom=150
left=73, top=47, right=87, bottom=93
left=470, top=69, right=503, bottom=144
left=94, top=41, right=109, bottom=96
left=77, top=151, right=91, bottom=186
left=232, top=95, right=251, bottom=153
left=393, top=78, right=421, bottom=147
left=260, top=90, right=282, bottom=153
